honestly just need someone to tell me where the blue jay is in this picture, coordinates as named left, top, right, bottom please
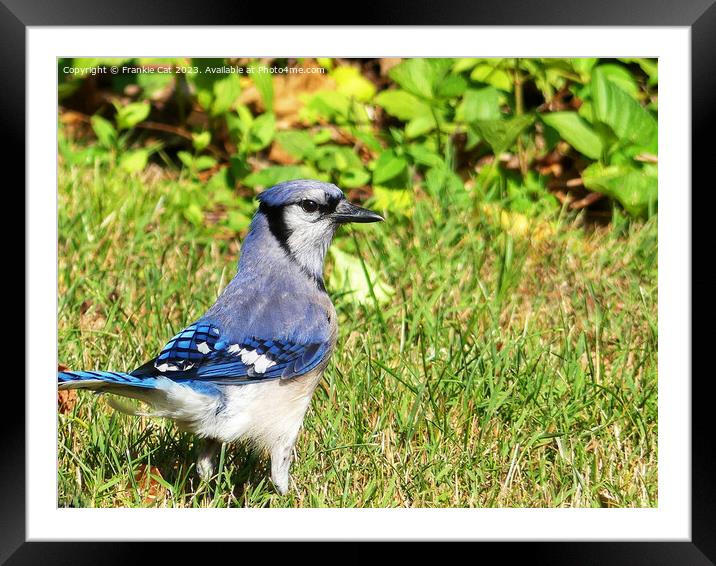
left=58, top=179, right=383, bottom=494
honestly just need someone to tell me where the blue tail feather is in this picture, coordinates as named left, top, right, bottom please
left=58, top=370, right=159, bottom=389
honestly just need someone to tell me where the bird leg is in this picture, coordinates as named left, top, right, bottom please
left=196, top=438, right=222, bottom=480
left=270, top=440, right=296, bottom=495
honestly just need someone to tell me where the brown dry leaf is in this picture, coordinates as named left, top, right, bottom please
left=57, top=363, right=78, bottom=414
left=537, top=163, right=562, bottom=177
left=268, top=141, right=298, bottom=165
left=129, top=464, right=168, bottom=505
left=58, top=390, right=78, bottom=414
left=59, top=110, right=89, bottom=125
left=379, top=58, right=402, bottom=76
left=598, top=489, right=619, bottom=508
left=79, top=301, right=107, bottom=331
left=239, top=84, right=261, bottom=108
left=272, top=61, right=335, bottom=127
left=238, top=59, right=335, bottom=126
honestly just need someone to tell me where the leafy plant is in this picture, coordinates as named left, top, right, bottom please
left=543, top=64, right=658, bottom=216
left=58, top=56, right=658, bottom=223
left=58, top=102, right=159, bottom=174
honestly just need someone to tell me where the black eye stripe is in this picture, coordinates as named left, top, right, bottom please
left=325, top=194, right=340, bottom=211
left=259, top=202, right=291, bottom=253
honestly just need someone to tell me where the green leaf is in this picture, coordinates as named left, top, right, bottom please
left=247, top=112, right=276, bottom=152
left=119, top=149, right=149, bottom=173
left=435, top=74, right=468, bottom=99
left=328, top=247, right=394, bottom=305
left=407, top=143, right=445, bottom=168
left=229, top=155, right=251, bottom=180
left=374, top=89, right=432, bottom=121
left=275, top=130, right=317, bottom=160
left=183, top=202, right=204, bottom=226
left=211, top=74, right=242, bottom=116
left=456, top=87, right=502, bottom=123
left=388, top=58, right=453, bottom=100
left=114, top=101, right=150, bottom=130
left=472, top=114, right=534, bottom=156
left=300, top=91, right=351, bottom=123
left=339, top=167, right=370, bottom=188
left=578, top=100, right=594, bottom=123
left=243, top=165, right=312, bottom=188
left=619, top=58, right=658, bottom=86
left=582, top=162, right=657, bottom=217
left=540, top=112, right=603, bottom=160
left=370, top=187, right=413, bottom=216
left=570, top=58, right=599, bottom=80
left=90, top=115, right=117, bottom=148
left=315, top=145, right=363, bottom=173
left=312, top=128, right=333, bottom=144
left=192, top=131, right=211, bottom=152
left=177, top=151, right=194, bottom=168
left=470, top=60, right=513, bottom=92
left=191, top=59, right=242, bottom=116
left=452, top=58, right=480, bottom=73
left=58, top=143, right=109, bottom=167
left=592, top=67, right=657, bottom=152
left=405, top=115, right=436, bottom=139
left=332, top=66, right=376, bottom=102
left=250, top=63, right=274, bottom=111
left=349, top=128, right=383, bottom=152
left=594, top=63, right=640, bottom=99
left=207, top=167, right=233, bottom=190
left=372, top=150, right=408, bottom=185
left=316, top=58, right=333, bottom=71
left=194, top=155, right=217, bottom=171
left=136, top=72, right=174, bottom=99
left=226, top=105, right=254, bottom=144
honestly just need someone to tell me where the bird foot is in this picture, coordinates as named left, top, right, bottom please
left=270, top=444, right=294, bottom=495
left=196, top=439, right=221, bottom=481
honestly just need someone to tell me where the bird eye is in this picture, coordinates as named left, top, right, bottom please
left=299, top=199, right=319, bottom=213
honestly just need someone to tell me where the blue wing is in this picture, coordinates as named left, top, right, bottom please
left=130, top=322, right=329, bottom=384
left=152, top=322, right=222, bottom=371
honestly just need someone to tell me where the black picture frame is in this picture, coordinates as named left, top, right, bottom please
left=11, top=1, right=710, bottom=563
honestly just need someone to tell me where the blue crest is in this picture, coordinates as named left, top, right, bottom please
left=257, top=179, right=344, bottom=207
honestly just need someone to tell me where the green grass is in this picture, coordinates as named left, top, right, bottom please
left=58, top=155, right=658, bottom=508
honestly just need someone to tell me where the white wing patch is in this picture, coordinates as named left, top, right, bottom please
left=252, top=355, right=277, bottom=374
left=222, top=345, right=278, bottom=374
left=156, top=362, right=195, bottom=372
left=239, top=349, right=260, bottom=365
left=155, top=340, right=277, bottom=376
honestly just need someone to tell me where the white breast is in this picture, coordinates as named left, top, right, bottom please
left=150, top=370, right=325, bottom=453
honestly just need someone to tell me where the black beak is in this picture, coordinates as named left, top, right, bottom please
left=332, top=200, right=384, bottom=224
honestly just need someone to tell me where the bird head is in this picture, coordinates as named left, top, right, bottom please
left=252, top=179, right=383, bottom=282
